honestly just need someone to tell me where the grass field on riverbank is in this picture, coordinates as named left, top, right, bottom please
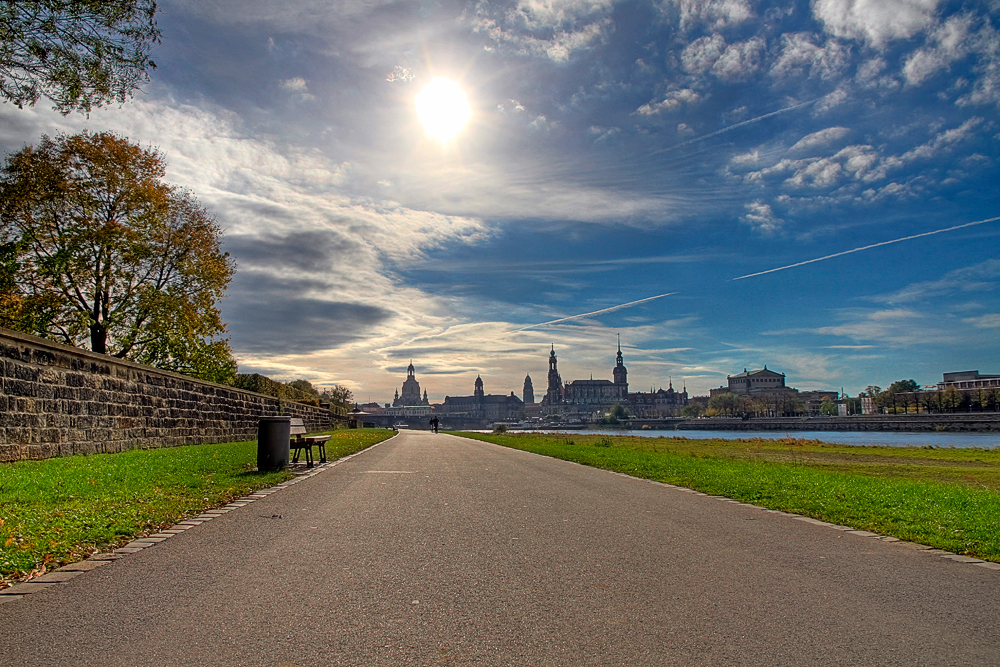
left=457, top=432, right=1000, bottom=561
left=0, top=429, right=396, bottom=585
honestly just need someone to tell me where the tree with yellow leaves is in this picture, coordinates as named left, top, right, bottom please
left=0, top=131, right=237, bottom=383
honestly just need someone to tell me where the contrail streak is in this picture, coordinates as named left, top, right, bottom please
left=655, top=99, right=816, bottom=155
left=512, top=292, right=678, bottom=333
left=733, top=215, right=1000, bottom=281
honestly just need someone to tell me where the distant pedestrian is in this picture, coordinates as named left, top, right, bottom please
left=430, top=416, right=439, bottom=433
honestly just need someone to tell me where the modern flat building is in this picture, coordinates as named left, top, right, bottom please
left=937, top=371, right=1000, bottom=390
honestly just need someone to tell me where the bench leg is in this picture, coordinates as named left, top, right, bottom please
left=318, top=442, right=327, bottom=463
left=305, top=444, right=313, bottom=468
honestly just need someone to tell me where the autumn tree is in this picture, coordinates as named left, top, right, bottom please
left=819, top=397, right=838, bottom=416
left=0, top=131, right=237, bottom=382
left=320, top=385, right=354, bottom=410
left=289, top=379, right=320, bottom=396
left=0, top=0, right=160, bottom=113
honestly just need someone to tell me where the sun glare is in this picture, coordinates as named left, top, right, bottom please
left=416, top=78, right=471, bottom=142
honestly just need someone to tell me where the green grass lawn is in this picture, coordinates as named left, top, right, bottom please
left=456, top=432, right=1000, bottom=562
left=0, top=429, right=396, bottom=584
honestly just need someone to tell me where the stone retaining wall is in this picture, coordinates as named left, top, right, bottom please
left=0, top=328, right=331, bottom=462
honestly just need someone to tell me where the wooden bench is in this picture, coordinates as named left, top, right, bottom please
left=289, top=418, right=330, bottom=468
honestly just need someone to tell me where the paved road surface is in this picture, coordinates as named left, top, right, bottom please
left=1, top=431, right=998, bottom=666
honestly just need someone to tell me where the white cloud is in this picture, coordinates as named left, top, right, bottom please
left=730, top=150, right=760, bottom=166
left=811, top=0, right=941, bottom=49
left=964, top=314, right=1000, bottom=328
left=898, top=116, right=983, bottom=162
left=789, top=126, right=850, bottom=153
left=588, top=125, right=621, bottom=141
left=636, top=88, right=702, bottom=115
left=711, top=37, right=766, bottom=81
left=855, top=57, right=899, bottom=88
left=903, top=13, right=974, bottom=85
left=814, top=85, right=850, bottom=113
left=743, top=144, right=880, bottom=188
left=770, top=32, right=851, bottom=80
left=665, top=0, right=754, bottom=31
left=280, top=77, right=316, bottom=101
left=956, top=20, right=1000, bottom=108
left=811, top=308, right=950, bottom=346
left=386, top=66, right=415, bottom=82
left=871, top=259, right=1000, bottom=304
left=682, top=34, right=726, bottom=74
left=677, top=123, right=696, bottom=137
left=740, top=200, right=783, bottom=233
left=470, top=0, right=616, bottom=62
left=512, top=0, right=616, bottom=28
left=722, top=105, right=749, bottom=122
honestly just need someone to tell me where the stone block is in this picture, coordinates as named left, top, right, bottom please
left=58, top=560, right=109, bottom=572
left=40, top=428, right=64, bottom=443
left=6, top=428, right=34, bottom=444
left=14, top=364, right=39, bottom=382
left=8, top=379, right=37, bottom=398
left=37, top=368, right=60, bottom=384
left=28, top=444, right=59, bottom=459
left=33, top=570, right=85, bottom=583
left=0, top=445, right=27, bottom=462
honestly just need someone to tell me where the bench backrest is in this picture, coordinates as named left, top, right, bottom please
left=289, top=417, right=307, bottom=435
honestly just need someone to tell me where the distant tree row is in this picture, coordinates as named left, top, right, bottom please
left=863, top=381, right=1000, bottom=414
left=705, top=392, right=806, bottom=418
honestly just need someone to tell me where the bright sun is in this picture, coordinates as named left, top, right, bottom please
left=416, top=78, right=471, bottom=142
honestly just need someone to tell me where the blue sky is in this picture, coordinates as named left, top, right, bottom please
left=2, top=0, right=999, bottom=401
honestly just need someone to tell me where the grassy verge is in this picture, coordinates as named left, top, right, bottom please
left=456, top=432, right=1000, bottom=562
left=0, top=428, right=396, bottom=585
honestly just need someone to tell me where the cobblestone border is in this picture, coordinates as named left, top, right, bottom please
left=0, top=434, right=397, bottom=603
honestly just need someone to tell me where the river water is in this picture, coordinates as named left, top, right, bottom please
left=487, top=428, right=1000, bottom=449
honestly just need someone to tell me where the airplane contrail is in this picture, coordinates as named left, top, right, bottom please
left=655, top=99, right=817, bottom=155
left=733, top=215, right=1000, bottom=281
left=511, top=292, right=678, bottom=333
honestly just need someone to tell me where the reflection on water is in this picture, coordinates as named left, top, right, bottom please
left=484, top=428, right=1000, bottom=449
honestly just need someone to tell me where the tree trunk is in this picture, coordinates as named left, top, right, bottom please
left=90, top=322, right=107, bottom=355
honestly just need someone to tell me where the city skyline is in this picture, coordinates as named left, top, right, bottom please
left=1, top=0, right=998, bottom=398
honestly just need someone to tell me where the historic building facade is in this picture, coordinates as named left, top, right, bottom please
left=541, top=339, right=686, bottom=417
left=628, top=382, right=689, bottom=418
left=441, top=375, right=524, bottom=422
left=393, top=362, right=430, bottom=407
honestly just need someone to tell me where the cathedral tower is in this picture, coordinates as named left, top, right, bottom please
left=546, top=345, right=563, bottom=404
left=613, top=335, right=628, bottom=391
left=523, top=374, right=534, bottom=404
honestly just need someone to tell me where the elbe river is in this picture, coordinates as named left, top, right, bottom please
left=500, top=428, right=1000, bottom=449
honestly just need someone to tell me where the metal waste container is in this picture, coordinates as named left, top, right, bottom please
left=257, top=416, right=291, bottom=471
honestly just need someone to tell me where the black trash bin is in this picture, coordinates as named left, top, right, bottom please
left=257, top=416, right=291, bottom=472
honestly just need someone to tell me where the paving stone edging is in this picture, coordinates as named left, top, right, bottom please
left=0, top=434, right=398, bottom=604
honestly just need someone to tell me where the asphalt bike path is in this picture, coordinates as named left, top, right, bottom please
left=0, top=431, right=998, bottom=666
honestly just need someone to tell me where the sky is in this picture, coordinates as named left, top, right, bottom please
left=1, top=0, right=999, bottom=402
